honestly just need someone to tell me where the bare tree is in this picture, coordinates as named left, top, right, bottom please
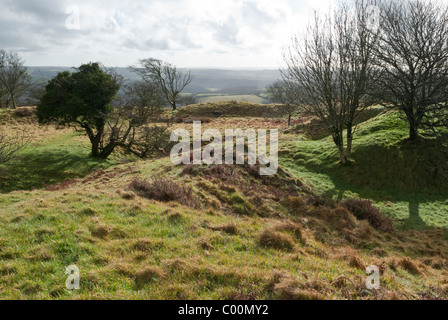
left=283, top=0, right=380, bottom=163
left=373, top=0, right=448, bottom=142
left=266, top=80, right=301, bottom=126
left=179, top=94, right=198, bottom=107
left=25, top=80, right=47, bottom=106
left=134, top=58, right=193, bottom=111
left=0, top=50, right=31, bottom=109
left=98, top=79, right=171, bottom=159
left=0, top=82, right=5, bottom=108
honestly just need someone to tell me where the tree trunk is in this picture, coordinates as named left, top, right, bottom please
left=409, top=124, right=419, bottom=141
left=90, top=130, right=103, bottom=158
left=333, top=132, right=347, bottom=164
left=346, top=122, right=353, bottom=161
left=90, top=138, right=100, bottom=157
left=406, top=111, right=420, bottom=142
left=98, top=142, right=117, bottom=159
left=288, top=114, right=292, bottom=127
left=338, top=146, right=347, bottom=164
left=10, top=94, right=16, bottom=109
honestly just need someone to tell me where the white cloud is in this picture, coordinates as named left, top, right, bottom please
left=0, top=0, right=333, bottom=68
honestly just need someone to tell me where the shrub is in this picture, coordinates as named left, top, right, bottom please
left=197, top=117, right=212, bottom=123
left=342, top=198, right=395, bottom=233
left=130, top=177, right=200, bottom=209
left=14, top=107, right=36, bottom=118
left=307, top=195, right=337, bottom=208
left=173, top=117, right=185, bottom=124
left=182, top=164, right=201, bottom=176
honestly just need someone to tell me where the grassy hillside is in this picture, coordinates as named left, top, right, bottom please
left=280, top=109, right=448, bottom=230
left=0, top=104, right=448, bottom=300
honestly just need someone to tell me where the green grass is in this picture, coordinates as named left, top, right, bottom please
left=0, top=131, right=113, bottom=193
left=280, top=110, right=448, bottom=230
left=1, top=105, right=448, bottom=300
left=0, top=157, right=446, bottom=300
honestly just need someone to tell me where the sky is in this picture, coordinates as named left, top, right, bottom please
left=0, top=0, right=337, bottom=69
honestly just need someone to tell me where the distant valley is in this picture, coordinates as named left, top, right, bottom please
left=26, top=67, right=282, bottom=104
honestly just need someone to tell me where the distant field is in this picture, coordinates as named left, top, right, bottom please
left=196, top=94, right=269, bottom=104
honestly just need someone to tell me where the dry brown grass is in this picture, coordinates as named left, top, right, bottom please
left=176, top=102, right=287, bottom=119
left=388, top=257, right=423, bottom=275
left=134, top=266, right=166, bottom=288
left=336, top=248, right=366, bottom=271
left=430, top=258, right=447, bottom=270
left=90, top=224, right=113, bottom=239
left=163, top=258, right=195, bottom=274
left=281, top=196, right=306, bottom=211
left=45, top=179, right=79, bottom=191
left=349, top=255, right=366, bottom=270
left=270, top=220, right=304, bottom=244
left=256, top=229, right=295, bottom=251
left=315, top=206, right=357, bottom=232
left=209, top=222, right=238, bottom=235
left=119, top=190, right=136, bottom=200
left=130, top=177, right=201, bottom=209
left=132, top=239, right=153, bottom=253
left=398, top=258, right=423, bottom=275
left=26, top=247, right=54, bottom=262
left=268, top=272, right=324, bottom=300
left=342, top=198, right=395, bottom=233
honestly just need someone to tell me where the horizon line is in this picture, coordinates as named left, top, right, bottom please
left=25, top=65, right=281, bottom=71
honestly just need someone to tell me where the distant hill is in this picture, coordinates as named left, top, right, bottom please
left=26, top=67, right=282, bottom=95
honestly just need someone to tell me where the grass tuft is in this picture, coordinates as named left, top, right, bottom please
left=130, top=177, right=200, bottom=208
left=134, top=266, right=166, bottom=289
left=256, top=229, right=295, bottom=251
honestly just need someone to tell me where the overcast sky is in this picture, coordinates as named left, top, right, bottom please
left=0, top=0, right=337, bottom=68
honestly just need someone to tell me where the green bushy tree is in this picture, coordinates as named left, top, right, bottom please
left=37, top=63, right=120, bottom=158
